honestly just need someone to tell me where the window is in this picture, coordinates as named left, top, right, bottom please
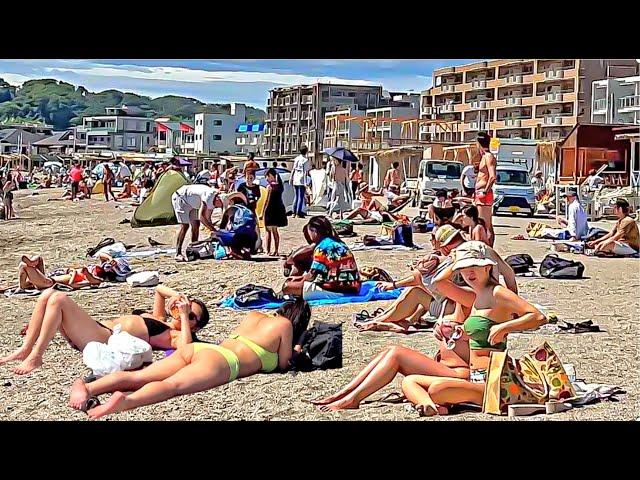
left=146, top=137, right=150, bottom=145
left=127, top=137, right=136, bottom=147
left=213, top=135, right=222, bottom=141
left=213, top=120, right=223, bottom=126
left=426, top=161, right=462, bottom=179
left=146, top=122, right=151, bottom=132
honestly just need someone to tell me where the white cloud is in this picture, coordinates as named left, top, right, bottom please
left=44, top=64, right=380, bottom=87
left=1, top=73, right=34, bottom=85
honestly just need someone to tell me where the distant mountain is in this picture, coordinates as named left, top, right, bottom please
left=0, top=78, right=266, bottom=130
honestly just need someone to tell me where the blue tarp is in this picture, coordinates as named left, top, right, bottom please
left=218, top=281, right=403, bottom=310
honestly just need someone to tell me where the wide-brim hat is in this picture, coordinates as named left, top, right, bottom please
left=451, top=241, right=497, bottom=272
left=434, top=224, right=462, bottom=247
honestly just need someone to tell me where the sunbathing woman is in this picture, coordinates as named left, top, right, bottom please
left=459, top=205, right=492, bottom=246
left=400, top=242, right=546, bottom=416
left=0, top=285, right=209, bottom=375
left=68, top=298, right=311, bottom=418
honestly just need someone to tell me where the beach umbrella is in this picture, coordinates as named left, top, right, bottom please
left=43, top=161, right=63, bottom=169
left=92, top=162, right=116, bottom=177
left=323, top=147, right=359, bottom=163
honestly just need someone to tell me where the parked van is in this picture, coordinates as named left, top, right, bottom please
left=493, top=164, right=536, bottom=217
left=415, top=159, right=463, bottom=209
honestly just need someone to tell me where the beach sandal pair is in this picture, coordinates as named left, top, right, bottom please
left=353, top=308, right=385, bottom=323
left=557, top=319, right=601, bottom=333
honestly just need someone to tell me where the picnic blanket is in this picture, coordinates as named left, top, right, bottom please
left=218, top=281, right=403, bottom=310
left=3, top=282, right=111, bottom=298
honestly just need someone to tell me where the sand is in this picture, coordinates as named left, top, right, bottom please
left=0, top=187, right=638, bottom=421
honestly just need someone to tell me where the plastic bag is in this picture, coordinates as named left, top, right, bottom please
left=82, top=324, right=152, bottom=377
left=94, top=242, right=127, bottom=258
left=126, top=271, right=160, bottom=287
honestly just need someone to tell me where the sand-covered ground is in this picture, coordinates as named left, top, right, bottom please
left=0, top=188, right=638, bottom=421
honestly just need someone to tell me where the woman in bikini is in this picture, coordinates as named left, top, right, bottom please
left=459, top=205, right=492, bottom=246
left=400, top=241, right=546, bottom=416
left=68, top=298, right=311, bottom=419
left=0, top=285, right=209, bottom=375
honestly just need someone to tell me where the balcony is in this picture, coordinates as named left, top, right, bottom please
left=439, top=104, right=456, bottom=113
left=594, top=98, right=607, bottom=111
left=619, top=95, right=640, bottom=110
left=505, top=96, right=523, bottom=106
left=442, top=84, right=456, bottom=93
left=302, top=95, right=313, bottom=104
left=504, top=118, right=522, bottom=127
left=543, top=115, right=562, bottom=126
left=470, top=100, right=489, bottom=110
left=470, top=79, right=487, bottom=89
left=467, top=121, right=488, bottom=131
left=505, top=74, right=523, bottom=85
left=85, top=123, right=117, bottom=133
left=544, top=92, right=564, bottom=102
left=544, top=69, right=564, bottom=80
left=421, top=106, right=433, bottom=115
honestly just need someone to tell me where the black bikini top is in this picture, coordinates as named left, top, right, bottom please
left=142, top=316, right=171, bottom=337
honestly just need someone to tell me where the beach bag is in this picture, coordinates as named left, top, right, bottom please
left=186, top=239, right=219, bottom=261
left=83, top=325, right=153, bottom=377
left=359, top=266, right=394, bottom=283
left=483, top=342, right=576, bottom=415
left=333, top=220, right=354, bottom=237
left=126, top=271, right=160, bottom=287
left=505, top=254, right=534, bottom=274
left=234, top=284, right=281, bottom=308
left=94, top=242, right=127, bottom=259
left=87, top=237, right=115, bottom=257
left=539, top=254, right=584, bottom=279
left=393, top=223, right=414, bottom=247
left=291, top=322, right=343, bottom=372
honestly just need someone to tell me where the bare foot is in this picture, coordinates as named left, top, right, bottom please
left=0, top=347, right=30, bottom=365
left=317, top=397, right=360, bottom=412
left=87, top=391, right=127, bottom=419
left=415, top=404, right=448, bottom=417
left=310, top=392, right=347, bottom=405
left=175, top=254, right=187, bottom=262
left=69, top=379, right=90, bottom=410
left=12, top=355, right=43, bottom=375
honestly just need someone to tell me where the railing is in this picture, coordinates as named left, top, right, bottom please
left=506, top=96, right=523, bottom=106
left=421, top=106, right=433, bottom=115
left=468, top=121, right=488, bottom=131
left=544, top=69, right=563, bottom=79
left=470, top=100, right=488, bottom=109
left=439, top=104, right=456, bottom=113
left=594, top=98, right=607, bottom=111
left=85, top=124, right=117, bottom=133
left=543, top=116, right=562, bottom=125
left=619, top=95, right=640, bottom=109
left=504, top=118, right=522, bottom=127
left=471, top=79, right=487, bottom=89
left=506, top=74, right=523, bottom=84
left=545, top=92, right=563, bottom=102
left=442, top=84, right=455, bottom=93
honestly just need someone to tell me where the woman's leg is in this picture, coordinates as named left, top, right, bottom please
left=0, top=287, right=58, bottom=365
left=19, top=263, right=55, bottom=290
left=265, top=226, right=274, bottom=254
left=402, top=375, right=451, bottom=415
left=85, top=347, right=229, bottom=418
left=423, top=378, right=484, bottom=413
left=272, top=227, right=280, bottom=256
left=13, top=291, right=108, bottom=375
left=373, top=287, right=433, bottom=325
left=282, top=277, right=305, bottom=296
left=318, top=346, right=466, bottom=411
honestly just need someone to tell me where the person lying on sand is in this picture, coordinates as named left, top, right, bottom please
left=357, top=226, right=516, bottom=334
left=0, top=285, right=208, bottom=375
left=400, top=242, right=546, bottom=416
left=344, top=202, right=404, bottom=224
left=68, top=298, right=311, bottom=419
left=15, top=254, right=129, bottom=290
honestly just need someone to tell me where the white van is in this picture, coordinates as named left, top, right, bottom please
left=493, top=164, right=536, bottom=217
left=415, top=159, right=463, bottom=209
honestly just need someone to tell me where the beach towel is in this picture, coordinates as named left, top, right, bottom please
left=123, top=248, right=177, bottom=258
left=350, top=243, right=422, bottom=252
left=568, top=381, right=624, bottom=406
left=218, top=281, right=403, bottom=310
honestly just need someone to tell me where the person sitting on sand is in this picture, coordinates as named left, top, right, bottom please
left=344, top=188, right=406, bottom=223
left=400, top=242, right=546, bottom=416
left=68, top=298, right=311, bottom=418
left=358, top=226, right=516, bottom=333
left=283, top=225, right=315, bottom=277
left=586, top=198, right=639, bottom=256
left=459, top=205, right=491, bottom=245
left=427, top=189, right=453, bottom=223
left=282, top=216, right=361, bottom=301
left=116, top=178, right=134, bottom=199
left=0, top=285, right=209, bottom=375
left=16, top=254, right=130, bottom=291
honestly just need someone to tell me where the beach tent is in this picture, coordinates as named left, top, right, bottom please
left=92, top=179, right=104, bottom=194
left=254, top=186, right=269, bottom=228
left=309, top=169, right=329, bottom=210
left=131, top=170, right=191, bottom=228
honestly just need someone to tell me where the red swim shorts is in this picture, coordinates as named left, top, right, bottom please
left=474, top=189, right=494, bottom=206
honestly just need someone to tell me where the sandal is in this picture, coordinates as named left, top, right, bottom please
left=80, top=396, right=101, bottom=413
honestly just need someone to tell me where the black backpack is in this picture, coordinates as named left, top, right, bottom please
left=234, top=284, right=281, bottom=308
left=539, top=254, right=585, bottom=279
left=86, top=237, right=115, bottom=257
left=185, top=239, right=219, bottom=261
left=505, top=254, right=535, bottom=274
left=291, top=322, right=343, bottom=372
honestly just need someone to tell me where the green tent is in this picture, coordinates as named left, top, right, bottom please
left=131, top=170, right=191, bottom=228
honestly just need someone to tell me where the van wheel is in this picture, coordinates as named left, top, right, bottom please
left=411, top=194, right=417, bottom=208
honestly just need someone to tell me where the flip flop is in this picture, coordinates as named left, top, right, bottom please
left=80, top=396, right=100, bottom=413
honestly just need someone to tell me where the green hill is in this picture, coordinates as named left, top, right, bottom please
left=0, top=78, right=266, bottom=130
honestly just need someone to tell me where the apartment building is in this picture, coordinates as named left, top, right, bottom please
left=419, top=59, right=639, bottom=143
left=235, top=123, right=265, bottom=154
left=591, top=75, right=640, bottom=125
left=194, top=103, right=247, bottom=155
left=323, top=106, right=366, bottom=150
left=364, top=93, right=420, bottom=146
left=82, top=105, right=156, bottom=152
left=263, top=83, right=382, bottom=163
left=155, top=119, right=195, bottom=155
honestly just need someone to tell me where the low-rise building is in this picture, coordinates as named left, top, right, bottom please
left=323, top=106, right=366, bottom=150
left=32, top=127, right=87, bottom=154
left=82, top=105, right=156, bottom=152
left=363, top=92, right=420, bottom=147
left=155, top=119, right=195, bottom=155
left=235, top=123, right=265, bottom=154
left=0, top=128, right=47, bottom=155
left=591, top=75, right=640, bottom=125
left=194, top=103, right=247, bottom=155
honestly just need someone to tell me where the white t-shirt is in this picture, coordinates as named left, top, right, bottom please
left=567, top=198, right=589, bottom=239
left=175, top=184, right=218, bottom=210
left=292, top=155, right=312, bottom=186
left=460, top=165, right=477, bottom=189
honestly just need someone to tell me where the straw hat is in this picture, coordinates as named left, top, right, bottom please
left=434, top=224, right=462, bottom=247
left=451, top=241, right=497, bottom=272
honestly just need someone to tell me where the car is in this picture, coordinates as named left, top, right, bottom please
left=233, top=167, right=298, bottom=213
left=492, top=164, right=536, bottom=217
left=415, top=159, right=464, bottom=209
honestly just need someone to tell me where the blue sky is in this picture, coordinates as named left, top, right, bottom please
left=0, top=59, right=477, bottom=109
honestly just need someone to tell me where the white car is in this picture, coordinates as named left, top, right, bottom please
left=493, top=164, right=536, bottom=217
left=234, top=167, right=299, bottom=213
left=416, top=159, right=464, bottom=209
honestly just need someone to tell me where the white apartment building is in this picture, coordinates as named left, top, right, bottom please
left=82, top=105, right=156, bottom=152
left=194, top=103, right=247, bottom=155
left=591, top=76, right=640, bottom=125
left=235, top=123, right=265, bottom=154
left=155, top=119, right=195, bottom=155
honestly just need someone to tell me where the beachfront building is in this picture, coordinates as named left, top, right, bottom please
left=155, top=118, right=195, bottom=155
left=82, top=105, right=157, bottom=153
left=235, top=123, right=265, bottom=155
left=194, top=103, right=247, bottom=155
left=363, top=93, right=420, bottom=147
left=0, top=127, right=48, bottom=155
left=263, top=83, right=383, bottom=163
left=32, top=127, right=87, bottom=154
left=419, top=59, right=639, bottom=143
left=591, top=75, right=640, bottom=125
left=323, top=106, right=366, bottom=150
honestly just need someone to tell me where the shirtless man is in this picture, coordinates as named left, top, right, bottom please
left=473, top=132, right=497, bottom=246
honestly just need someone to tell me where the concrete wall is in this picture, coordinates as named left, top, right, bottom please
left=195, top=104, right=247, bottom=155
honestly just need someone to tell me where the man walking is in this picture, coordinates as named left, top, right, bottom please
left=291, top=145, right=311, bottom=218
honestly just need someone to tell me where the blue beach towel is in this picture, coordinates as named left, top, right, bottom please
left=218, top=281, right=403, bottom=310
